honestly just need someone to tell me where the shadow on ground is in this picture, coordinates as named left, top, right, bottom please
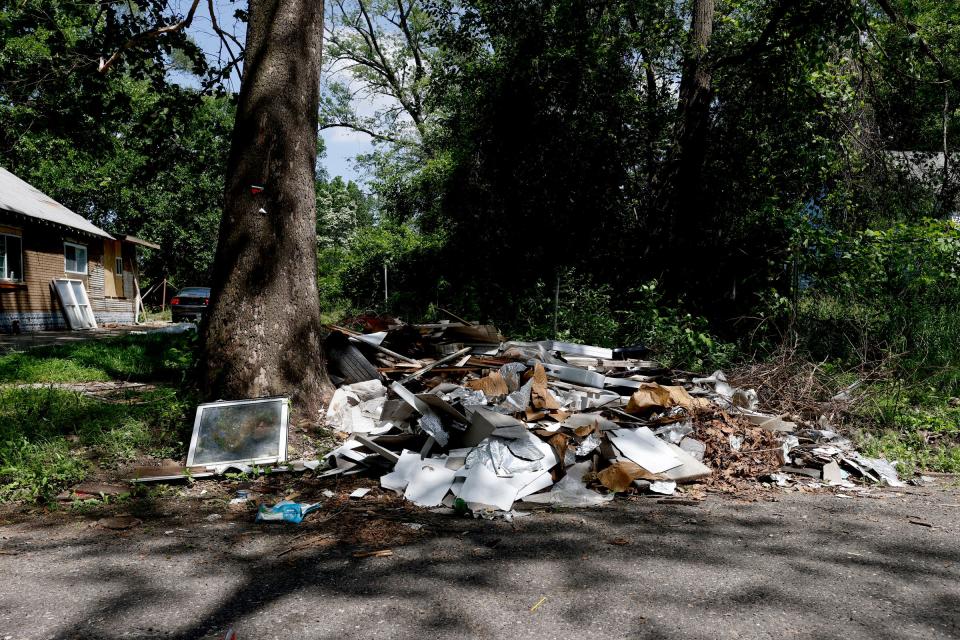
left=1, top=487, right=959, bottom=640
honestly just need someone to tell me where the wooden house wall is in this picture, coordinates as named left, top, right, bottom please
left=0, top=214, right=137, bottom=330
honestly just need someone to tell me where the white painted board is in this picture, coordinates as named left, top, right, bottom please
left=607, top=427, right=682, bottom=474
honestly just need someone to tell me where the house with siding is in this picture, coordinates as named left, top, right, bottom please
left=0, top=167, right=159, bottom=331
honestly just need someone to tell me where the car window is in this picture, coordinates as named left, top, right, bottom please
left=178, top=288, right=211, bottom=297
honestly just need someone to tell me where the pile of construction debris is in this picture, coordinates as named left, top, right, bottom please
left=319, top=319, right=904, bottom=513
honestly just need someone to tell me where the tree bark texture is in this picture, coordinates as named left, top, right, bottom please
left=203, top=0, right=330, bottom=416
left=664, top=0, right=715, bottom=230
left=676, top=0, right=714, bottom=179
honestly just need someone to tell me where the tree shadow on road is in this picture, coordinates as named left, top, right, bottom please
left=2, top=489, right=959, bottom=639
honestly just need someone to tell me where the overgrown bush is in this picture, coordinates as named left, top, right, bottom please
left=618, top=281, right=737, bottom=371
left=505, top=270, right=736, bottom=371
left=317, top=223, right=446, bottom=318
left=798, top=219, right=960, bottom=392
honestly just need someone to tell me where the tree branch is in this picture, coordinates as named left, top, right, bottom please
left=319, top=121, right=403, bottom=144
left=873, top=0, right=960, bottom=93
left=713, top=0, right=792, bottom=68
left=396, top=0, right=425, bottom=114
left=98, top=0, right=203, bottom=73
left=357, top=0, right=423, bottom=128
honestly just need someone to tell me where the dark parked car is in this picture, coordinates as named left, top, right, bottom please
left=171, top=287, right=210, bottom=323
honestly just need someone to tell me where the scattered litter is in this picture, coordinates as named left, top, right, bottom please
left=530, top=597, right=547, bottom=612
left=523, top=462, right=613, bottom=507
left=353, top=549, right=393, bottom=558
left=255, top=501, right=322, bottom=524
left=349, top=487, right=372, bottom=499
left=58, top=482, right=130, bottom=501
left=649, top=480, right=678, bottom=495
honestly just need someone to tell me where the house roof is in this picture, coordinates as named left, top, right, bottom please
left=886, top=151, right=960, bottom=186
left=0, top=167, right=114, bottom=239
left=114, top=233, right=160, bottom=250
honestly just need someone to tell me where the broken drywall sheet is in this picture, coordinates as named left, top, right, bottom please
left=459, top=464, right=520, bottom=511
left=522, top=462, right=614, bottom=507
left=404, top=458, right=457, bottom=507
left=607, top=427, right=682, bottom=474
left=380, top=450, right=424, bottom=493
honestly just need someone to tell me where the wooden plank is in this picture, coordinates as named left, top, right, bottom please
left=378, top=366, right=483, bottom=374
left=398, top=347, right=472, bottom=385
left=349, top=336, right=420, bottom=365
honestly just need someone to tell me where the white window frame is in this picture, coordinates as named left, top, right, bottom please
left=0, top=233, right=23, bottom=282
left=64, top=241, right=88, bottom=275
left=114, top=255, right=123, bottom=274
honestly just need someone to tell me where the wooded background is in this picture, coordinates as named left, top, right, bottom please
left=3, top=0, right=960, bottom=391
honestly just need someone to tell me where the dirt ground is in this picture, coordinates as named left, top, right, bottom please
left=0, top=477, right=958, bottom=640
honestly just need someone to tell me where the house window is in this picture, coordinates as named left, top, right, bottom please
left=0, top=233, right=23, bottom=281
left=115, top=256, right=123, bottom=274
left=64, top=242, right=88, bottom=274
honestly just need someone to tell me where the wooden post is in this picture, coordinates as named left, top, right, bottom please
left=161, top=278, right=167, bottom=312
left=133, top=273, right=143, bottom=325
left=553, top=274, right=560, bottom=339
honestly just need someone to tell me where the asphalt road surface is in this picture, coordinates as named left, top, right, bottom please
left=1, top=484, right=959, bottom=640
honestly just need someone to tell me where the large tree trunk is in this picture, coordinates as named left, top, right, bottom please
left=674, top=0, right=714, bottom=201
left=647, top=0, right=716, bottom=296
left=203, top=0, right=330, bottom=417
left=660, top=0, right=714, bottom=229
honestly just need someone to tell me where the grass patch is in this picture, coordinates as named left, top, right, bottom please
left=851, top=388, right=960, bottom=475
left=0, top=386, right=196, bottom=503
left=143, top=307, right=172, bottom=323
left=0, top=332, right=196, bottom=384
left=0, top=332, right=199, bottom=503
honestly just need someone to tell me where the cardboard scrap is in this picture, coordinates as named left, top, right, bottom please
left=598, top=460, right=662, bottom=492
left=532, top=363, right=560, bottom=410
left=625, top=383, right=697, bottom=414
left=660, top=440, right=712, bottom=483
left=404, top=458, right=457, bottom=507
left=466, top=372, right=510, bottom=398
left=380, top=450, right=423, bottom=493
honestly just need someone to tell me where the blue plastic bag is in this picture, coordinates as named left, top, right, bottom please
left=255, top=500, right=323, bottom=524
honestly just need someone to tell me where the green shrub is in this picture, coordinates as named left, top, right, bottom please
left=317, top=223, right=446, bottom=318
left=504, top=270, right=735, bottom=371
left=617, top=281, right=737, bottom=371
left=798, top=218, right=960, bottom=392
